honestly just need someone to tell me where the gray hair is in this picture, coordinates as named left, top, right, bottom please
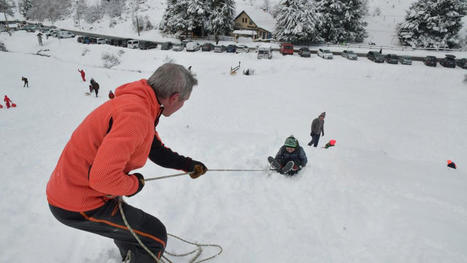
left=147, top=63, right=197, bottom=100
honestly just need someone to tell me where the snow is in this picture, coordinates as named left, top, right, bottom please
left=1, top=31, right=467, bottom=263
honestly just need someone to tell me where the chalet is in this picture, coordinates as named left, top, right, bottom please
left=233, top=9, right=275, bottom=41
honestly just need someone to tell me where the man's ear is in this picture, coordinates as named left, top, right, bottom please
left=169, top=92, right=180, bottom=103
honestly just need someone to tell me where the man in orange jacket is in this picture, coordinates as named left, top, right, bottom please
left=47, top=63, right=207, bottom=262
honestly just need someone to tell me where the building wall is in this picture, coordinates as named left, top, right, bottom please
left=234, top=12, right=258, bottom=30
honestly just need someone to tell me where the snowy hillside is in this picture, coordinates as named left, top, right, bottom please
left=5, top=0, right=467, bottom=47
left=1, top=31, right=467, bottom=263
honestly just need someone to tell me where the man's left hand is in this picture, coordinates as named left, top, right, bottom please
left=189, top=160, right=208, bottom=179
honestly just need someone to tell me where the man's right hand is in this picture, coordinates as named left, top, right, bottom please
left=189, top=160, right=208, bottom=179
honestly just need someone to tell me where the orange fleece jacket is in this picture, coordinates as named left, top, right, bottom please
left=47, top=79, right=162, bottom=212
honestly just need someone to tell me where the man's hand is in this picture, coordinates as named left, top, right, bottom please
left=189, top=160, right=208, bottom=179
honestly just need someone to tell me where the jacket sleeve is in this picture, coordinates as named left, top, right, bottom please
left=299, top=147, right=307, bottom=167
left=148, top=132, right=192, bottom=172
left=275, top=146, right=286, bottom=165
left=89, top=113, right=148, bottom=196
left=311, top=119, right=318, bottom=135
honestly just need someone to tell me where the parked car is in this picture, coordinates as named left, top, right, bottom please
left=126, top=39, right=139, bottom=49
left=440, top=54, right=456, bottom=68
left=226, top=44, right=237, bottom=53
left=367, top=51, right=384, bottom=63
left=385, top=54, right=399, bottom=64
left=236, top=45, right=249, bottom=53
left=108, top=38, right=127, bottom=47
left=424, top=56, right=437, bottom=67
left=201, top=43, right=214, bottom=51
left=96, top=38, right=107, bottom=44
left=399, top=56, right=412, bottom=65
left=318, top=48, right=333, bottom=59
left=214, top=45, right=226, bottom=53
left=22, top=25, right=36, bottom=32
left=341, top=50, right=358, bottom=60
left=456, top=58, right=467, bottom=69
left=172, top=44, right=184, bottom=52
left=186, top=42, right=201, bottom=52
left=298, top=47, right=311, bottom=58
left=257, top=46, right=272, bottom=59
left=160, top=42, right=173, bottom=50
left=280, top=43, right=294, bottom=55
left=139, top=41, right=157, bottom=50
left=57, top=31, right=75, bottom=39
left=45, top=29, right=59, bottom=38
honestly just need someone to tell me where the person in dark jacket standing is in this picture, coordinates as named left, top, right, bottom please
left=272, top=136, right=307, bottom=175
left=47, top=63, right=207, bottom=263
left=89, top=78, right=100, bottom=97
left=308, top=112, right=325, bottom=147
left=22, top=76, right=29, bottom=87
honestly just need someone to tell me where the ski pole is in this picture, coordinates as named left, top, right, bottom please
left=144, top=168, right=273, bottom=182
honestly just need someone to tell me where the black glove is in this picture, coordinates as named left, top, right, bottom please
left=127, top=173, right=145, bottom=197
left=188, top=160, right=208, bottom=179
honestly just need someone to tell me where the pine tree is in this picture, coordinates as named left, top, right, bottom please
left=208, top=0, right=235, bottom=42
left=316, top=0, right=368, bottom=43
left=187, top=0, right=209, bottom=36
left=160, top=0, right=191, bottom=35
left=398, top=0, right=466, bottom=48
left=19, top=0, right=32, bottom=18
left=0, top=0, right=14, bottom=17
left=274, top=0, right=321, bottom=43
left=27, top=0, right=72, bottom=22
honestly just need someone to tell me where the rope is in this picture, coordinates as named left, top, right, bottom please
left=144, top=168, right=273, bottom=181
left=118, top=197, right=223, bottom=263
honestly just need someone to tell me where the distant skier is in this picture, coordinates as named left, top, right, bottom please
left=78, top=68, right=86, bottom=82
left=22, top=76, right=29, bottom=87
left=447, top=160, right=457, bottom=169
left=37, top=32, right=43, bottom=46
left=269, top=136, right=307, bottom=176
left=4, top=95, right=13, bottom=109
left=308, top=112, right=325, bottom=147
left=89, top=78, right=99, bottom=97
left=108, top=90, right=115, bottom=99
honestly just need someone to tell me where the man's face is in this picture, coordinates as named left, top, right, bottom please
left=162, top=93, right=190, bottom=116
left=320, top=116, right=324, bottom=120
left=286, top=147, right=296, bottom=153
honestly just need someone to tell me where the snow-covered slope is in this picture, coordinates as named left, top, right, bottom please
left=1, top=31, right=467, bottom=263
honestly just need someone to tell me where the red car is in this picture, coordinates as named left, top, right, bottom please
left=280, top=43, right=294, bottom=55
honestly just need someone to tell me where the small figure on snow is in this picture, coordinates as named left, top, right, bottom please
left=108, top=90, right=115, bottom=99
left=37, top=32, right=43, bottom=46
left=46, top=63, right=207, bottom=263
left=308, top=112, right=325, bottom=147
left=447, top=160, right=457, bottom=169
left=4, top=95, right=13, bottom=109
left=89, top=78, right=100, bottom=97
left=269, top=135, right=307, bottom=176
left=22, top=76, right=29, bottom=88
left=78, top=68, right=86, bottom=82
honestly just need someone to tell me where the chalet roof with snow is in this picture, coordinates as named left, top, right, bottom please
left=234, top=6, right=276, bottom=33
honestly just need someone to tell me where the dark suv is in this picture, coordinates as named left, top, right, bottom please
left=456, top=58, right=467, bottom=69
left=367, top=51, right=384, bottom=63
left=424, top=56, right=437, bottom=67
left=440, top=55, right=456, bottom=68
left=385, top=54, right=399, bottom=64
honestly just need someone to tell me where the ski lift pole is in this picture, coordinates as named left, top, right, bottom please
left=144, top=168, right=270, bottom=182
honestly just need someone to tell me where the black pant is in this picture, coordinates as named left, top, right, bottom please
left=309, top=133, right=321, bottom=147
left=49, top=199, right=167, bottom=262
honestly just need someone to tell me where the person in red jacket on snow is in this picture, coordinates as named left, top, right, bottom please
left=78, top=68, right=86, bottom=82
left=4, top=95, right=12, bottom=109
left=47, top=63, right=207, bottom=263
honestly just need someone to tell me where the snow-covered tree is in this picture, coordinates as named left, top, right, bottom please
left=187, top=0, right=210, bottom=36
left=160, top=0, right=191, bottom=35
left=19, top=0, right=32, bottom=18
left=0, top=0, right=14, bottom=17
left=274, top=0, right=321, bottom=43
left=103, top=0, right=125, bottom=18
left=208, top=0, right=235, bottom=41
left=27, top=0, right=72, bottom=22
left=398, top=0, right=466, bottom=48
left=316, top=0, right=368, bottom=43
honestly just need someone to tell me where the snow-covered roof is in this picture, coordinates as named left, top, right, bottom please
left=232, top=30, right=257, bottom=36
left=235, top=5, right=276, bottom=33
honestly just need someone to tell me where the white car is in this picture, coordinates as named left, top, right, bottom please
left=186, top=42, right=200, bottom=52
left=172, top=44, right=184, bottom=52
left=257, top=46, right=272, bottom=59
left=318, top=48, right=333, bottom=59
left=57, top=31, right=75, bottom=39
left=127, top=39, right=139, bottom=49
left=341, top=50, right=358, bottom=60
left=236, top=45, right=249, bottom=53
left=96, top=38, right=106, bottom=45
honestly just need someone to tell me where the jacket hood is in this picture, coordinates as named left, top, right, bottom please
left=115, top=79, right=161, bottom=119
